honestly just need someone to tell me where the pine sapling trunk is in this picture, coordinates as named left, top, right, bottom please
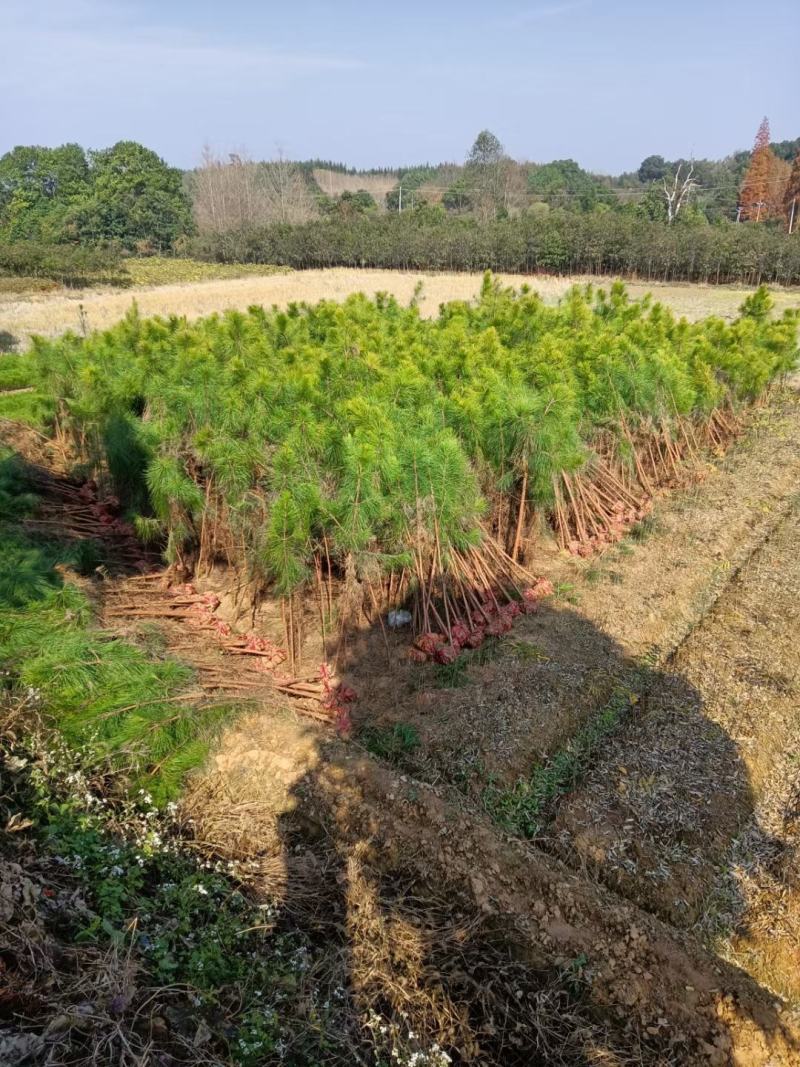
left=511, top=469, right=528, bottom=562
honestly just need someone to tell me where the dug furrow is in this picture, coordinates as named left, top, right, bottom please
left=549, top=496, right=800, bottom=1004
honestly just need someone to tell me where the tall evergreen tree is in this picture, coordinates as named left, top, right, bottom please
left=465, top=130, right=506, bottom=221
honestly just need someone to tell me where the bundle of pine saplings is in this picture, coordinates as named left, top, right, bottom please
left=29, top=275, right=798, bottom=660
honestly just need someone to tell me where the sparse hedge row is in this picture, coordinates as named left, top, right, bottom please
left=190, top=212, right=800, bottom=286
left=0, top=241, right=123, bottom=285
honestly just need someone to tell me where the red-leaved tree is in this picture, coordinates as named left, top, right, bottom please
left=739, top=117, right=779, bottom=221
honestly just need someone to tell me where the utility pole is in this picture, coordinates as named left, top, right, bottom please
left=755, top=200, right=765, bottom=223
left=398, top=184, right=402, bottom=214
left=789, top=197, right=797, bottom=235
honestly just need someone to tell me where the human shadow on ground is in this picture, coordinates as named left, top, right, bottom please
left=193, top=594, right=800, bottom=1065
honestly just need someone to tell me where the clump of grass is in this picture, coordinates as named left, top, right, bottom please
left=0, top=352, right=35, bottom=389
left=552, top=580, right=580, bottom=605
left=504, top=639, right=550, bottom=662
left=431, top=638, right=501, bottom=688
left=361, top=722, right=421, bottom=762
left=629, top=514, right=659, bottom=542
left=583, top=565, right=623, bottom=586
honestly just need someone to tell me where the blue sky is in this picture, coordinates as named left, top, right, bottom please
left=2, top=0, right=797, bottom=173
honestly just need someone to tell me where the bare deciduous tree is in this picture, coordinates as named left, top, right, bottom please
left=192, top=146, right=317, bottom=235
left=260, top=149, right=317, bottom=225
left=661, top=162, right=698, bottom=224
left=499, top=158, right=528, bottom=218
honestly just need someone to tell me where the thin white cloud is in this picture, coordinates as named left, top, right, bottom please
left=0, top=0, right=365, bottom=100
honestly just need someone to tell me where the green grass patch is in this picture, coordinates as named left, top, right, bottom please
left=583, top=565, right=604, bottom=585
left=0, top=389, right=51, bottom=427
left=504, top=638, right=550, bottom=663
left=0, top=352, right=49, bottom=428
left=0, top=455, right=238, bottom=803
left=431, top=637, right=501, bottom=688
left=0, top=352, right=36, bottom=389
left=628, top=514, right=659, bottom=542
left=582, top=565, right=624, bottom=586
left=552, top=580, right=580, bottom=605
left=124, top=257, right=289, bottom=287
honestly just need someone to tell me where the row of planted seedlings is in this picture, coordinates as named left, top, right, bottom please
left=28, top=275, right=799, bottom=669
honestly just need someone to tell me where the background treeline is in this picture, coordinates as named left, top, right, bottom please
left=191, top=211, right=800, bottom=286
left=1, top=122, right=799, bottom=288
left=0, top=141, right=190, bottom=284
left=0, top=141, right=190, bottom=250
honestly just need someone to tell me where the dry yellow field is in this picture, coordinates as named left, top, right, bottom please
left=2, top=267, right=798, bottom=350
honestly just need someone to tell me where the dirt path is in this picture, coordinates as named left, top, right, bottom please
left=2, top=267, right=798, bottom=349
left=192, top=686, right=800, bottom=1064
